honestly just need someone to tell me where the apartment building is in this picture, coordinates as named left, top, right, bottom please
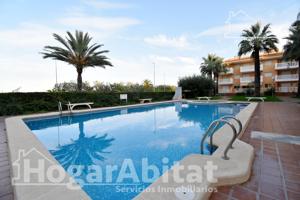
left=218, top=52, right=299, bottom=94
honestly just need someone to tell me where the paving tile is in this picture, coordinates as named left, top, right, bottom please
left=284, top=173, right=300, bottom=183
left=210, top=192, right=229, bottom=200
left=285, top=181, right=300, bottom=193
left=216, top=186, right=232, bottom=194
left=0, top=118, right=12, bottom=200
left=0, top=194, right=14, bottom=200
left=0, top=184, right=12, bottom=198
left=260, top=181, right=286, bottom=200
left=231, top=186, right=257, bottom=200
left=212, top=103, right=300, bottom=200
left=287, top=190, right=300, bottom=200
left=259, top=194, right=279, bottom=200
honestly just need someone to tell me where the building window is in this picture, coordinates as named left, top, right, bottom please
left=265, top=84, right=271, bottom=88
left=264, top=72, right=272, bottom=77
left=264, top=61, right=273, bottom=65
left=234, top=75, right=240, bottom=79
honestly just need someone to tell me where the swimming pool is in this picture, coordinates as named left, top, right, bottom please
left=25, top=102, right=247, bottom=200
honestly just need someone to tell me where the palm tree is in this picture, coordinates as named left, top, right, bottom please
left=238, top=22, right=278, bottom=96
left=200, top=54, right=226, bottom=94
left=200, top=54, right=215, bottom=79
left=143, top=79, right=153, bottom=91
left=41, top=30, right=112, bottom=91
left=283, top=17, right=300, bottom=96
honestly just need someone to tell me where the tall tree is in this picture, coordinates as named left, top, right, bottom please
left=238, top=22, right=278, bottom=96
left=200, top=54, right=225, bottom=94
left=283, top=17, right=300, bottom=96
left=41, top=30, right=112, bottom=91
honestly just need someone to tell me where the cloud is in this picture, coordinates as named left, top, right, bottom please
left=198, top=10, right=256, bottom=38
left=150, top=55, right=198, bottom=66
left=59, top=16, right=140, bottom=31
left=271, top=23, right=290, bottom=48
left=82, top=0, right=132, bottom=9
left=0, top=23, right=63, bottom=47
left=177, top=56, right=198, bottom=65
left=149, top=55, right=175, bottom=63
left=197, top=9, right=291, bottom=50
left=144, top=34, right=190, bottom=49
left=198, top=23, right=248, bottom=37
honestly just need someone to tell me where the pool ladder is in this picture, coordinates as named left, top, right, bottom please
left=58, top=101, right=63, bottom=115
left=200, top=115, right=242, bottom=160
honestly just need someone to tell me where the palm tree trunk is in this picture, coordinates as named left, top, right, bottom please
left=77, top=68, right=83, bottom=91
left=298, top=59, right=300, bottom=97
left=254, top=50, right=261, bottom=96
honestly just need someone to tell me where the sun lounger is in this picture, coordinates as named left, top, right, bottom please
left=139, top=98, right=152, bottom=103
left=197, top=96, right=212, bottom=101
left=66, top=102, right=94, bottom=112
left=246, top=97, right=266, bottom=102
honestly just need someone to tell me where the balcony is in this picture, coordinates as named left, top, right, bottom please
left=219, top=89, right=231, bottom=94
left=240, top=76, right=263, bottom=84
left=275, top=62, right=298, bottom=70
left=220, top=68, right=233, bottom=75
left=276, top=87, right=298, bottom=93
left=219, top=78, right=233, bottom=85
left=240, top=65, right=263, bottom=73
left=275, top=74, right=299, bottom=82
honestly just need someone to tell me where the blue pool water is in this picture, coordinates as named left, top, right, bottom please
left=25, top=102, right=247, bottom=200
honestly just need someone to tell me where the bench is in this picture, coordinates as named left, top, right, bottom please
left=139, top=98, right=152, bottom=103
left=246, top=97, right=266, bottom=102
left=197, top=96, right=212, bottom=101
left=66, top=102, right=94, bottom=112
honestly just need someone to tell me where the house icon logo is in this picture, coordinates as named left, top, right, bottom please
left=12, top=148, right=80, bottom=189
left=224, top=10, right=256, bottom=39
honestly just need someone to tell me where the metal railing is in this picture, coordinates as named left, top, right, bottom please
left=240, top=65, right=263, bottom=73
left=58, top=101, right=62, bottom=115
left=275, top=62, right=298, bottom=70
left=219, top=78, right=233, bottom=85
left=200, top=116, right=242, bottom=160
left=275, top=74, right=299, bottom=82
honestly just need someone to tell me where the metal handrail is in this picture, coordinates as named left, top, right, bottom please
left=200, top=119, right=222, bottom=154
left=58, top=101, right=62, bottom=115
left=221, top=115, right=242, bottom=137
left=200, top=118, right=238, bottom=160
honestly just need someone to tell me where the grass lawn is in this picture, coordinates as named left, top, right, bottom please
left=211, top=96, right=222, bottom=100
left=230, top=95, right=281, bottom=102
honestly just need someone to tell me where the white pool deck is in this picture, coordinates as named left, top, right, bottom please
left=5, top=100, right=258, bottom=200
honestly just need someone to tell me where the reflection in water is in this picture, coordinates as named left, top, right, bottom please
left=177, top=104, right=219, bottom=130
left=51, top=121, right=115, bottom=170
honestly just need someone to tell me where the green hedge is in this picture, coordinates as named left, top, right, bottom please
left=0, top=92, right=174, bottom=116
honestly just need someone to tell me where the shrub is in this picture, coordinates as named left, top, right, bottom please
left=0, top=92, right=174, bottom=116
left=178, top=75, right=214, bottom=98
left=264, top=87, right=275, bottom=96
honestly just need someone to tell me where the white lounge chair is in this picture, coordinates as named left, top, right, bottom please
left=139, top=98, right=152, bottom=103
left=197, top=96, right=212, bottom=101
left=66, top=101, right=94, bottom=112
left=246, top=97, right=266, bottom=102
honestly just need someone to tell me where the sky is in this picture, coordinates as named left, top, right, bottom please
left=0, top=0, right=299, bottom=92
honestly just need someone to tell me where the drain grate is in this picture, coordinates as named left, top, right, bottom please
left=174, top=186, right=195, bottom=200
